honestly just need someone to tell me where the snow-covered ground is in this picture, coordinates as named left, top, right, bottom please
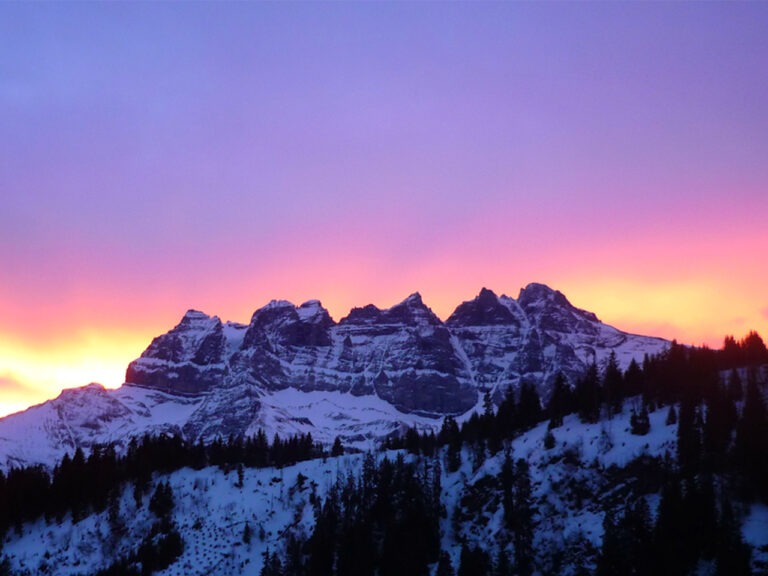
left=4, top=396, right=763, bottom=576
left=4, top=453, right=367, bottom=576
left=744, top=503, right=768, bottom=571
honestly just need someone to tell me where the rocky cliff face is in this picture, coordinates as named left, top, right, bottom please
left=445, top=283, right=650, bottom=399
left=125, top=310, right=233, bottom=395
left=126, top=283, right=667, bottom=415
left=127, top=292, right=477, bottom=417
left=0, top=283, right=669, bottom=469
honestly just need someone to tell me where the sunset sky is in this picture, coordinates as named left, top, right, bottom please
left=2, top=3, right=767, bottom=417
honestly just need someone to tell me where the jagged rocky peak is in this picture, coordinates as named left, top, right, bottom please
left=339, top=304, right=383, bottom=325
left=297, top=300, right=333, bottom=324
left=383, top=292, right=442, bottom=326
left=179, top=308, right=218, bottom=326
left=138, top=309, right=224, bottom=364
left=244, top=299, right=335, bottom=348
left=517, top=282, right=563, bottom=306
left=249, top=300, right=297, bottom=326
left=249, top=299, right=334, bottom=326
left=55, top=382, right=107, bottom=402
left=125, top=308, right=228, bottom=395
left=518, top=282, right=599, bottom=325
left=446, top=287, right=518, bottom=326
left=121, top=285, right=668, bottom=416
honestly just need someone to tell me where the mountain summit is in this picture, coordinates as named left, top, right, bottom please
left=0, top=284, right=668, bottom=469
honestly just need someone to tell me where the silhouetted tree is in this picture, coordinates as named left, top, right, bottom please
left=517, top=381, right=542, bottom=430
left=575, top=363, right=601, bottom=423
left=546, top=372, right=571, bottom=429
left=602, top=351, right=624, bottom=415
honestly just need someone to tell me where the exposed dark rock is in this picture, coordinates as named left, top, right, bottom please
left=125, top=285, right=668, bottom=420
left=339, top=304, right=383, bottom=325
left=125, top=310, right=228, bottom=395
left=446, top=287, right=518, bottom=326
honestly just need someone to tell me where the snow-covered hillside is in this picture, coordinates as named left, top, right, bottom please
left=3, top=400, right=766, bottom=576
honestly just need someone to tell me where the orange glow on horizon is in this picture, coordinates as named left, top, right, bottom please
left=0, top=330, right=150, bottom=418
left=1, top=263, right=766, bottom=418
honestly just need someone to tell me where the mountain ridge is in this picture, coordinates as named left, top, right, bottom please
left=0, top=284, right=668, bottom=470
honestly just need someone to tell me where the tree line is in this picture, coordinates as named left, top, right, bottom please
left=0, top=429, right=326, bottom=539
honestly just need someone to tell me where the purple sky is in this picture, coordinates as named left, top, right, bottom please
left=1, top=2, right=767, bottom=415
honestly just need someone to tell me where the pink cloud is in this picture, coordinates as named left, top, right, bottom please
left=0, top=374, right=31, bottom=393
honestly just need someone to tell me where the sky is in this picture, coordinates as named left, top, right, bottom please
left=1, top=2, right=767, bottom=417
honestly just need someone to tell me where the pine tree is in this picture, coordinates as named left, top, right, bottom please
left=107, top=488, right=124, bottom=544
left=70, top=447, right=87, bottom=522
left=626, top=498, right=653, bottom=576
left=517, top=381, right=542, bottom=430
left=676, top=398, right=700, bottom=478
left=714, top=494, right=752, bottom=576
left=630, top=406, right=650, bottom=435
left=260, top=549, right=284, bottom=576
left=501, top=451, right=515, bottom=532
left=702, top=383, right=736, bottom=471
left=597, top=510, right=629, bottom=576
left=624, top=358, right=644, bottom=397
left=543, top=429, right=556, bottom=450
left=513, top=459, right=534, bottom=576
left=602, top=351, right=624, bottom=415
left=308, top=498, right=337, bottom=576
left=495, top=385, right=518, bottom=438
left=665, top=404, right=677, bottom=426
left=546, top=372, right=571, bottom=429
left=458, top=544, right=491, bottom=576
left=436, top=551, right=455, bottom=576
left=495, top=548, right=512, bottom=576
left=727, top=368, right=743, bottom=402
left=653, top=478, right=688, bottom=575
left=149, top=481, right=174, bottom=522
left=575, top=363, right=601, bottom=423
left=440, top=416, right=462, bottom=473
left=741, top=330, right=768, bottom=365
left=734, top=374, right=768, bottom=499
left=331, top=436, right=344, bottom=457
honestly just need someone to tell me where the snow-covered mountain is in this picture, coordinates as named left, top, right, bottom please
left=0, top=284, right=668, bottom=470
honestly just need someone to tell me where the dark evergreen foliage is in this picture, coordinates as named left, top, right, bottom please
left=546, top=371, right=571, bottom=428
left=574, top=363, right=601, bottom=423
left=629, top=406, right=650, bottom=435
left=597, top=498, right=653, bottom=576
left=331, top=436, right=344, bottom=457
left=516, top=381, right=542, bottom=430
left=303, top=454, right=440, bottom=576
left=511, top=459, right=534, bottom=576
left=602, top=351, right=624, bottom=415
left=457, top=544, right=492, bottom=576
left=435, top=551, right=455, bottom=576
left=0, top=429, right=324, bottom=540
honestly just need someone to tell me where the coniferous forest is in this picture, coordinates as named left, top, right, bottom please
left=0, top=332, right=767, bottom=575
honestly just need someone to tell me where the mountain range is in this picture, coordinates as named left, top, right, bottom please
left=0, top=283, right=667, bottom=470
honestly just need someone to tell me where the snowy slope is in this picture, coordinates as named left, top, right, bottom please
left=3, top=454, right=367, bottom=576
left=3, top=400, right=765, bottom=576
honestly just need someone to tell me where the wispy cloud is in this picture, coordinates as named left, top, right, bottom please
left=0, top=373, right=32, bottom=394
